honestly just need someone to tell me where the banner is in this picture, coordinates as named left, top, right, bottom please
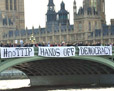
left=38, top=47, right=75, bottom=57
left=78, top=46, right=112, bottom=56
left=1, top=47, right=34, bottom=58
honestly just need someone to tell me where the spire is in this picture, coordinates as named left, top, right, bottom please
left=61, top=1, right=65, bottom=10
left=46, top=0, right=57, bottom=27
left=73, top=0, right=77, bottom=14
left=83, top=0, right=85, bottom=6
left=48, top=0, right=55, bottom=6
left=58, top=1, right=69, bottom=25
left=74, top=0, right=76, bottom=5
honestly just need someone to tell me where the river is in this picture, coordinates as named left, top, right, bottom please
left=0, top=79, right=114, bottom=91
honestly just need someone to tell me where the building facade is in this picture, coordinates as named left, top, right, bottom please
left=1, top=0, right=114, bottom=45
left=74, top=0, right=114, bottom=44
left=2, top=0, right=74, bottom=44
left=0, top=0, right=25, bottom=43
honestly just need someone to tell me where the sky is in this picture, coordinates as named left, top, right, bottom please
left=24, top=0, right=114, bottom=29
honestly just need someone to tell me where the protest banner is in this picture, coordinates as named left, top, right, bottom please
left=78, top=46, right=112, bottom=56
left=1, top=47, right=34, bottom=58
left=38, top=47, right=76, bottom=57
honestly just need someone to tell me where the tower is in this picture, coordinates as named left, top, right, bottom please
left=83, top=0, right=106, bottom=24
left=46, top=0, right=57, bottom=27
left=74, top=0, right=103, bottom=44
left=0, top=0, right=25, bottom=30
left=58, top=1, right=69, bottom=25
left=73, top=0, right=77, bottom=15
left=97, top=0, right=106, bottom=23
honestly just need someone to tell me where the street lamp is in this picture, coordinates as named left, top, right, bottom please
left=29, top=34, right=36, bottom=44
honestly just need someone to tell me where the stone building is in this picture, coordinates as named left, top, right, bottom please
left=2, top=0, right=74, bottom=44
left=74, top=0, right=114, bottom=44
left=1, top=0, right=114, bottom=45
left=0, top=0, right=25, bottom=43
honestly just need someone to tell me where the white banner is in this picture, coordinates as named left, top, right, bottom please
left=1, top=47, right=34, bottom=58
left=38, top=47, right=76, bottom=57
left=78, top=46, right=112, bottom=56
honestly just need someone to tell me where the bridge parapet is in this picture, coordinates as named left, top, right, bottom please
left=0, top=47, right=114, bottom=86
left=0, top=46, right=114, bottom=73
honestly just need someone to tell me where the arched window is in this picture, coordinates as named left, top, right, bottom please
left=95, top=21, right=97, bottom=29
left=6, top=0, right=8, bottom=10
left=102, top=0, right=105, bottom=12
left=91, top=0, right=97, bottom=11
left=89, top=22, right=91, bottom=31
left=79, top=22, right=82, bottom=31
left=10, top=0, right=12, bottom=10
left=14, top=0, right=17, bottom=10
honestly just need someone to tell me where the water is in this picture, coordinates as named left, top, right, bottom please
left=0, top=79, right=114, bottom=91
left=0, top=79, right=30, bottom=90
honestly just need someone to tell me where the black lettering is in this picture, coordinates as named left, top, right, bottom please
left=71, top=48, right=75, bottom=55
left=82, top=47, right=88, bottom=55
left=63, top=48, right=67, bottom=56
left=28, top=48, right=32, bottom=56
left=8, top=51, right=13, bottom=58
left=88, top=47, right=93, bottom=55
left=40, top=48, right=45, bottom=56
left=15, top=48, right=20, bottom=56
left=104, top=47, right=110, bottom=55
left=20, top=48, right=24, bottom=56
left=48, top=48, right=52, bottom=56
left=97, top=47, right=102, bottom=54
left=12, top=51, right=16, bottom=56
left=24, top=48, right=28, bottom=56
left=80, top=47, right=84, bottom=55
left=52, top=48, right=56, bottom=56
left=45, top=49, right=49, bottom=56
left=66, top=48, right=70, bottom=56
left=56, top=48, right=60, bottom=56
left=4, top=49, right=8, bottom=57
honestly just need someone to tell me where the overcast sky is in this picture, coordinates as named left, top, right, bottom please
left=24, top=0, right=114, bottom=29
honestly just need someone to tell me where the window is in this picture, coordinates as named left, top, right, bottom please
left=91, top=0, right=94, bottom=7
left=89, top=22, right=91, bottom=31
left=102, top=0, right=105, bottom=12
left=6, top=0, right=8, bottom=10
left=10, top=0, right=12, bottom=10
left=79, top=22, right=82, bottom=31
left=95, top=21, right=97, bottom=29
left=91, top=0, right=97, bottom=11
left=14, top=0, right=17, bottom=10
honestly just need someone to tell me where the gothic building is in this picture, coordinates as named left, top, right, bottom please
left=1, top=0, right=114, bottom=44
left=74, top=0, right=114, bottom=44
left=46, top=0, right=70, bottom=30
left=0, top=0, right=25, bottom=30
left=1, top=0, right=74, bottom=44
left=0, top=0, right=25, bottom=43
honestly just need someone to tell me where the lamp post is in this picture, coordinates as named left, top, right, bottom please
left=29, top=34, right=36, bottom=44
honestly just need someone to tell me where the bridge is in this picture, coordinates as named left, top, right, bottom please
left=0, top=47, right=114, bottom=86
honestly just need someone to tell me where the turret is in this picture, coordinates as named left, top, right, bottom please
left=58, top=1, right=69, bottom=25
left=48, top=0, right=55, bottom=11
left=46, top=0, right=57, bottom=28
left=73, top=0, right=77, bottom=15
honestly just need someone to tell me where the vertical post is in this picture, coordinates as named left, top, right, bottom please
left=26, top=27, right=28, bottom=43
left=39, top=25, right=41, bottom=43
left=59, top=23, right=62, bottom=43
left=101, top=28, right=103, bottom=45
